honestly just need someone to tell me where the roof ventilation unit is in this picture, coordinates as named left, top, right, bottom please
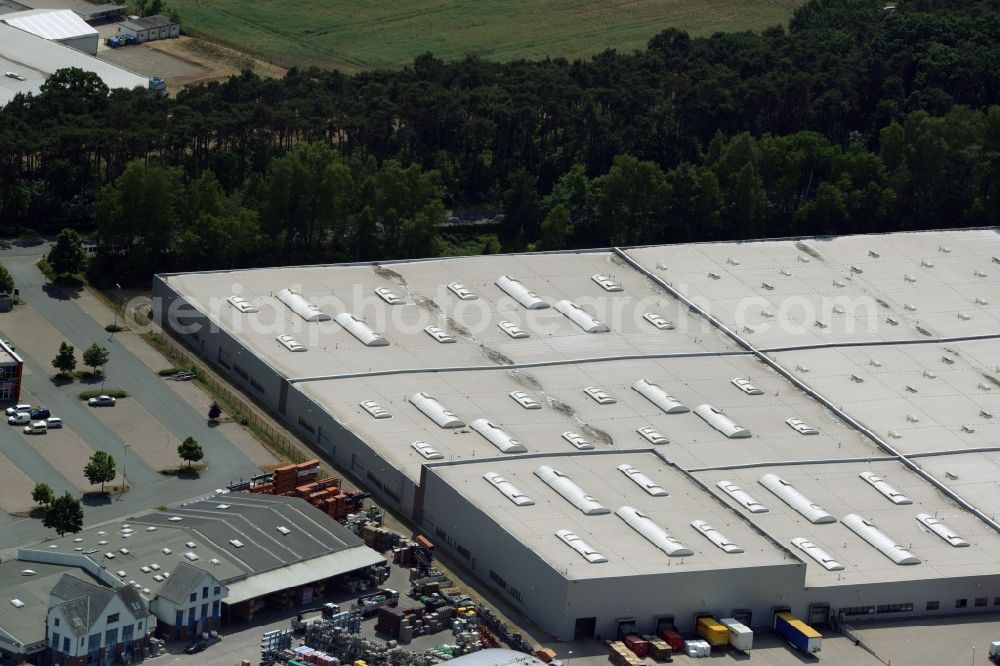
left=690, top=520, right=743, bottom=553
left=791, top=537, right=844, bottom=571
left=275, top=288, right=331, bottom=322
left=584, top=386, right=616, bottom=404
left=695, top=404, right=751, bottom=439
left=921, top=260, right=934, bottom=268
left=957, top=312, right=971, bottom=320
left=227, top=295, right=259, bottom=313
left=359, top=400, right=391, bottom=419
left=869, top=250, right=880, bottom=258
left=498, top=321, right=529, bottom=339
left=758, top=474, right=835, bottom=524
left=9, top=599, right=24, bottom=608
left=643, top=312, right=675, bottom=330
left=617, top=464, right=667, bottom=496
left=636, top=426, right=669, bottom=445
left=424, top=326, right=456, bottom=343
left=509, top=391, right=542, bottom=409
left=904, top=303, right=917, bottom=311
left=591, top=274, right=623, bottom=292
left=184, top=552, right=199, bottom=561
left=915, top=513, right=969, bottom=547
left=731, top=378, right=764, bottom=395
left=374, top=287, right=405, bottom=305
left=484, top=472, right=534, bottom=506
left=555, top=529, right=608, bottom=563
left=786, top=418, right=818, bottom=435
left=975, top=297, right=989, bottom=305
left=842, top=514, right=920, bottom=565
left=411, top=441, right=443, bottom=460
left=334, top=313, right=389, bottom=347
left=276, top=335, right=307, bottom=352
left=534, top=465, right=609, bottom=515
left=409, top=392, right=465, bottom=428
left=716, top=480, right=768, bottom=513
left=447, top=283, right=478, bottom=300
left=904, top=273, right=916, bottom=283
left=561, top=432, right=593, bottom=450
left=615, top=506, right=692, bottom=556
left=974, top=270, right=987, bottom=277
left=495, top=275, right=549, bottom=310
left=554, top=300, right=609, bottom=333
left=470, top=419, right=526, bottom=453
left=859, top=472, right=912, bottom=505
left=631, top=379, right=689, bottom=414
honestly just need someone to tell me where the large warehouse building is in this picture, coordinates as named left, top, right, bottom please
left=153, top=229, right=1000, bottom=639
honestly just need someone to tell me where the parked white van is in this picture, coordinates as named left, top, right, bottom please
left=23, top=421, right=47, bottom=435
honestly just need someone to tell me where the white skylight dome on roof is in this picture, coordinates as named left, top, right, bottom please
left=791, top=537, right=844, bottom=571
left=561, top=431, right=593, bottom=450
left=583, top=386, right=616, bottom=404
left=335, top=312, right=389, bottom=347
left=411, top=441, right=443, bottom=460
left=786, top=418, right=818, bottom=435
left=615, top=506, right=692, bottom=556
left=495, top=275, right=548, bottom=309
left=617, top=464, right=667, bottom=496
left=731, top=378, right=764, bottom=395
left=276, top=334, right=307, bottom=352
left=470, top=419, right=526, bottom=453
left=534, top=465, right=609, bottom=515
left=447, top=282, right=478, bottom=300
left=694, top=404, right=751, bottom=439
left=690, top=520, right=743, bottom=554
left=409, top=392, right=465, bottom=428
left=554, top=300, right=609, bottom=333
left=275, top=288, right=330, bottom=322
left=360, top=400, right=391, bottom=419
left=509, top=391, right=542, bottom=409
left=716, top=480, right=768, bottom=513
left=498, top=321, right=529, bottom=339
left=556, top=529, right=607, bottom=563
left=227, top=295, right=258, bottom=313
left=484, top=472, right=534, bottom=506
left=424, top=326, right=456, bottom=343
left=631, top=379, right=689, bottom=414
left=591, top=274, right=623, bottom=292
left=842, top=514, right=920, bottom=565
left=374, top=287, right=405, bottom=305
left=859, top=472, right=912, bottom=505
left=758, top=474, right=835, bottom=524
left=636, top=426, right=669, bottom=445
left=642, top=312, right=674, bottom=330
left=916, top=514, right=968, bottom=547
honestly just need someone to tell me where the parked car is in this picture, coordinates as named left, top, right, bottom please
left=7, top=412, right=30, bottom=425
left=88, top=395, right=116, bottom=407
left=183, top=639, right=207, bottom=654
left=23, top=421, right=47, bottom=435
left=45, top=417, right=63, bottom=429
left=5, top=403, right=31, bottom=416
left=30, top=407, right=50, bottom=420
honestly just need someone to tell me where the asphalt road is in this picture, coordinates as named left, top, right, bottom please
left=0, top=250, right=263, bottom=548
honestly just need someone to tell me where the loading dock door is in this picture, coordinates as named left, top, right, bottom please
left=655, top=615, right=675, bottom=633
left=808, top=603, right=831, bottom=627
left=615, top=618, right=636, bottom=640
left=731, top=608, right=752, bottom=627
left=574, top=617, right=596, bottom=639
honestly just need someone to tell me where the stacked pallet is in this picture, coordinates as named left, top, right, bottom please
left=642, top=636, right=673, bottom=662
left=362, top=523, right=399, bottom=551
left=608, top=641, right=641, bottom=666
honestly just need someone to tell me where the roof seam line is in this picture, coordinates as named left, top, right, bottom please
left=612, top=246, right=1000, bottom=536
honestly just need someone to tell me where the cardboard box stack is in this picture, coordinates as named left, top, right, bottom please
left=608, top=641, right=641, bottom=666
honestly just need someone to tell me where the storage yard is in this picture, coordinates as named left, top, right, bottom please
left=154, top=229, right=1000, bottom=656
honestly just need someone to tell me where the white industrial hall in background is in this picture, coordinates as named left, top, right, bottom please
left=154, top=228, right=1000, bottom=640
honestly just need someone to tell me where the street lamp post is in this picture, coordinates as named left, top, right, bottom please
left=119, top=441, right=130, bottom=499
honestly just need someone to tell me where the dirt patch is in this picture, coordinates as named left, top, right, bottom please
left=372, top=265, right=407, bottom=285
left=981, top=372, right=1000, bottom=388
left=145, top=36, right=287, bottom=94
left=794, top=241, right=824, bottom=261
left=580, top=423, right=614, bottom=446
left=480, top=345, right=514, bottom=366
left=916, top=325, right=934, bottom=337
left=508, top=369, right=541, bottom=390
left=546, top=397, right=574, bottom=415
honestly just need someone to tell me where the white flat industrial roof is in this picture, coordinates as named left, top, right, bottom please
left=298, top=353, right=880, bottom=482
left=428, top=451, right=796, bottom=579
left=2, top=9, right=98, bottom=40
left=695, top=460, right=1000, bottom=585
left=627, top=228, right=1000, bottom=348
left=164, top=251, right=739, bottom=381
left=0, top=23, right=146, bottom=106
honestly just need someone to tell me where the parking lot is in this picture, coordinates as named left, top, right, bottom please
left=0, top=251, right=277, bottom=549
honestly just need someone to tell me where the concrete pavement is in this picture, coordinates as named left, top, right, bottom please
left=0, top=250, right=265, bottom=548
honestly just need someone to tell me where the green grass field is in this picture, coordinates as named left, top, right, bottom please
left=170, top=0, right=805, bottom=71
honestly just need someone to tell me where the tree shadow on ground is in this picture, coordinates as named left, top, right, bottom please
left=81, top=491, right=113, bottom=506
left=42, top=281, right=81, bottom=301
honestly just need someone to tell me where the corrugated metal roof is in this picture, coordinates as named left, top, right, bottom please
left=0, top=24, right=146, bottom=107
left=225, top=547, right=385, bottom=604
left=2, top=9, right=97, bottom=40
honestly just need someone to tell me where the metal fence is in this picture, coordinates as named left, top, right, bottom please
left=151, top=331, right=305, bottom=465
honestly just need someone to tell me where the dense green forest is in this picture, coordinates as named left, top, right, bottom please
left=1, top=0, right=999, bottom=283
